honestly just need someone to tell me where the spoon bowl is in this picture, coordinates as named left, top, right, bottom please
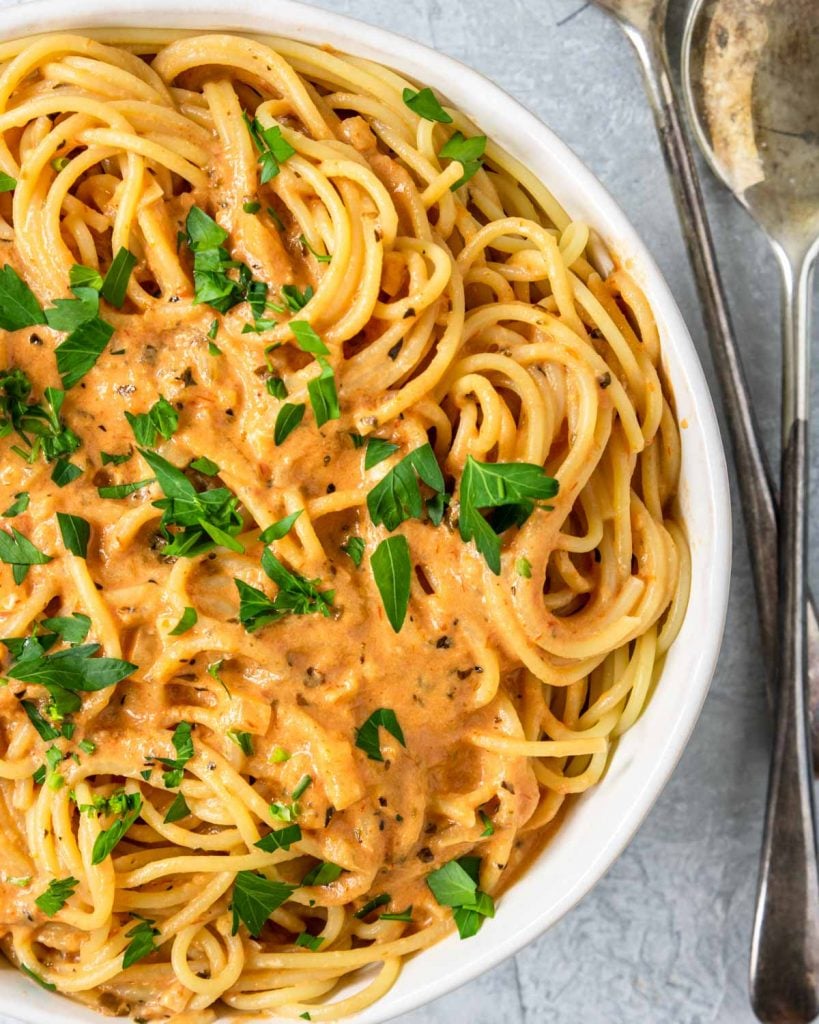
left=683, top=2, right=819, bottom=1022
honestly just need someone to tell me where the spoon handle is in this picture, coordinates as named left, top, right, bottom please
left=618, top=19, right=819, bottom=762
left=750, top=246, right=819, bottom=1024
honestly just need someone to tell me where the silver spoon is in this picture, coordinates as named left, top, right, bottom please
left=683, top=1, right=819, bottom=1020
left=587, top=0, right=819, bottom=766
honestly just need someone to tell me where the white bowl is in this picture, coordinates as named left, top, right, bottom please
left=0, top=2, right=732, bottom=1021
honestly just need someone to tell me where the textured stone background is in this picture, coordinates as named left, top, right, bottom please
left=1, top=1, right=818, bottom=1022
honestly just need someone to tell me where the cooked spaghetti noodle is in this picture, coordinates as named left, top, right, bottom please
left=0, top=29, right=689, bottom=1022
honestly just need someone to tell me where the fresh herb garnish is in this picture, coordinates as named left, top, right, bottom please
left=307, top=358, right=339, bottom=427
left=295, top=932, right=323, bottom=951
left=154, top=721, right=194, bottom=789
left=20, top=964, right=56, bottom=991
left=269, top=747, right=290, bottom=764
left=243, top=200, right=261, bottom=214
left=122, top=918, right=159, bottom=968
left=341, top=536, right=364, bottom=567
left=299, top=234, right=331, bottom=263
left=0, top=371, right=80, bottom=465
left=56, top=512, right=90, bottom=558
left=282, top=287, right=314, bottom=314
left=78, top=738, right=96, bottom=755
left=227, top=730, right=254, bottom=756
left=274, top=402, right=305, bottom=445
left=42, top=612, right=91, bottom=644
left=254, top=823, right=302, bottom=852
left=364, top=436, right=399, bottom=470
left=371, top=535, right=411, bottom=633
left=427, top=857, right=495, bottom=939
left=138, top=448, right=244, bottom=557
left=0, top=265, right=45, bottom=331
left=354, top=708, right=406, bottom=762
left=21, top=700, right=61, bottom=741
left=291, top=774, right=312, bottom=800
left=55, top=316, right=115, bottom=389
left=50, top=458, right=82, bottom=487
left=402, top=86, right=453, bottom=123
left=515, top=557, right=532, bottom=578
left=125, top=396, right=178, bottom=447
left=367, top=443, right=444, bottom=531
left=168, top=607, right=197, bottom=636
left=2, top=492, right=29, bottom=517
left=438, top=131, right=487, bottom=190
left=90, top=791, right=142, bottom=864
left=289, top=319, right=327, bottom=356
left=189, top=455, right=219, bottom=476
left=458, top=457, right=558, bottom=574
left=301, top=861, right=342, bottom=886
left=244, top=114, right=296, bottom=184
left=100, top=450, right=132, bottom=466
left=230, top=870, right=297, bottom=936
left=0, top=526, right=52, bottom=584
left=0, top=172, right=16, bottom=192
left=100, top=247, right=137, bottom=308
left=354, top=893, right=391, bottom=919
left=97, top=478, right=153, bottom=499
left=258, top=509, right=302, bottom=544
left=380, top=906, right=413, bottom=922
left=35, top=876, right=78, bottom=916
left=479, top=810, right=495, bottom=837
left=163, top=792, right=190, bottom=823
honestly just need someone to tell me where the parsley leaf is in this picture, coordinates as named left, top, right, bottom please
left=364, top=436, right=399, bottom=470
left=438, top=131, right=487, bottom=190
left=282, top=287, right=314, bottom=314
left=295, top=932, right=323, bottom=951
left=354, top=708, right=406, bottom=762
left=189, top=455, right=219, bottom=476
left=427, top=857, right=495, bottom=939
left=56, top=512, right=90, bottom=558
left=35, top=876, right=78, bottom=916
left=0, top=372, right=80, bottom=465
left=55, top=316, right=115, bottom=389
left=138, top=448, right=244, bottom=557
left=301, top=861, right=342, bottom=886
left=0, top=265, right=45, bottom=331
left=230, top=870, right=297, bottom=936
left=258, top=509, right=302, bottom=544
left=235, top=548, right=334, bottom=632
left=21, top=700, right=61, bottom=741
left=381, top=906, right=413, bottom=922
left=163, top=792, right=189, bottom=823
left=370, top=535, right=411, bottom=633
left=50, top=458, right=82, bottom=487
left=154, top=721, right=194, bottom=788
left=123, top=918, right=159, bottom=968
left=69, top=264, right=103, bottom=291
left=2, top=492, right=29, bottom=517
left=168, top=607, right=197, bottom=635
left=227, top=730, right=254, bottom=756
left=367, top=443, right=444, bottom=531
left=20, top=964, right=56, bottom=991
left=125, top=396, right=178, bottom=447
left=254, top=823, right=302, bottom=852
left=307, top=357, right=339, bottom=426
left=402, top=86, right=453, bottom=123
left=100, top=450, right=132, bottom=466
left=41, top=612, right=91, bottom=644
left=97, top=478, right=153, bottom=499
left=6, top=642, right=136, bottom=696
left=458, top=457, right=558, bottom=574
left=479, top=810, right=495, bottom=837
left=354, top=893, right=392, bottom=919
left=100, top=247, right=136, bottom=308
left=0, top=172, right=16, bottom=192
left=0, top=526, right=52, bottom=583
left=274, top=402, right=305, bottom=445
left=90, top=791, right=142, bottom=864
left=341, top=536, right=364, bottom=567
left=290, top=319, right=327, bottom=355
left=244, top=114, right=296, bottom=184
left=45, top=286, right=100, bottom=332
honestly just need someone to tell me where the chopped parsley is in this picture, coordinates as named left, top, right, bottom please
left=0, top=371, right=80, bottom=465
left=90, top=791, right=142, bottom=864
left=341, top=536, right=364, bottom=567
left=168, top=606, right=197, bottom=635
left=163, top=792, right=190, bottom=824
left=138, top=447, right=244, bottom=557
left=35, top=876, right=78, bottom=916
left=235, top=548, right=333, bottom=631
left=354, top=893, right=391, bottom=919
left=427, top=857, right=495, bottom=939
left=402, top=86, right=453, bottom=123
left=354, top=708, right=406, bottom=762
left=282, top=287, right=314, bottom=314
left=0, top=526, right=52, bottom=584
left=458, top=457, right=558, bottom=574
left=254, top=823, right=301, bottom=852
left=290, top=319, right=327, bottom=355
left=230, top=870, right=297, bottom=936
left=50, top=458, right=82, bottom=487
left=154, top=721, right=194, bottom=789
left=438, top=131, right=487, bottom=190
left=371, top=535, right=411, bottom=633
left=367, top=443, right=445, bottom=531
left=301, top=861, right=342, bottom=886
left=299, top=234, right=331, bottom=263
left=244, top=114, right=296, bottom=184
left=258, top=509, right=302, bottom=544
left=56, top=512, right=90, bottom=558
left=295, top=932, right=323, bottom=951
left=364, top=436, right=399, bottom=470
left=122, top=918, right=159, bottom=968
left=306, top=358, right=339, bottom=427
left=125, top=396, right=178, bottom=447
left=274, top=402, right=305, bottom=445
left=227, top=730, right=254, bottom=756
left=0, top=265, right=46, bottom=331
left=2, top=491, right=29, bottom=517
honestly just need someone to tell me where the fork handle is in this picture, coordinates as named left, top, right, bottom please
left=621, top=20, right=819, bottom=763
left=750, top=244, right=819, bottom=1024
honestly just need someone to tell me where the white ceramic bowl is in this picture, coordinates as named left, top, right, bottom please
left=0, top=2, right=732, bottom=1021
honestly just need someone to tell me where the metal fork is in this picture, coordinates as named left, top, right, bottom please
left=586, top=0, right=819, bottom=762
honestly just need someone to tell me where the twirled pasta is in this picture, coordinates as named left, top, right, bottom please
left=0, top=30, right=688, bottom=1022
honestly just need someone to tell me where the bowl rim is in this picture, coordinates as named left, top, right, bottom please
left=0, top=2, right=732, bottom=1022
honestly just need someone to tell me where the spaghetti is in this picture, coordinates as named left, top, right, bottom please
left=0, top=30, right=689, bottom=1022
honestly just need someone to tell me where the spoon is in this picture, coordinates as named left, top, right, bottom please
left=587, top=0, right=819, bottom=767
left=683, top=1, right=819, bottom=1020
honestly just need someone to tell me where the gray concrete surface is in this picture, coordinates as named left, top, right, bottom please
left=1, top=1, right=818, bottom=1022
